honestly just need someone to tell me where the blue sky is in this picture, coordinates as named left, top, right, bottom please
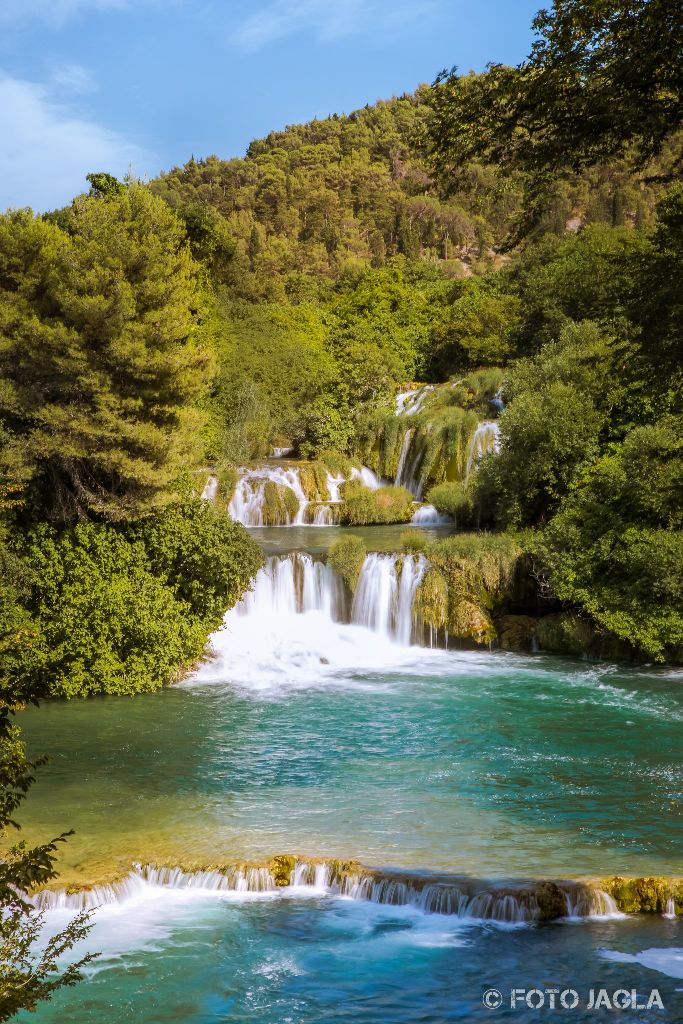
left=0, top=0, right=541, bottom=212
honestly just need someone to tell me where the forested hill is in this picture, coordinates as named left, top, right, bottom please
left=149, top=85, right=669, bottom=301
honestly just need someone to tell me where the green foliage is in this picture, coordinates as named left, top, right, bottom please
left=0, top=706, right=95, bottom=1019
left=0, top=185, right=211, bottom=524
left=412, top=533, right=523, bottom=646
left=477, top=322, right=627, bottom=526
left=426, top=481, right=471, bottom=524
left=429, top=280, right=520, bottom=374
left=327, top=535, right=367, bottom=592
left=2, top=501, right=262, bottom=698
left=532, top=417, right=683, bottom=660
left=339, top=482, right=414, bottom=526
left=428, top=1, right=682, bottom=237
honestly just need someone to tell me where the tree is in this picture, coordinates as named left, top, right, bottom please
left=428, top=1, right=683, bottom=235
left=0, top=184, right=212, bottom=524
left=429, top=281, right=520, bottom=374
left=0, top=702, right=95, bottom=1019
left=533, top=416, right=683, bottom=660
left=477, top=321, right=625, bottom=526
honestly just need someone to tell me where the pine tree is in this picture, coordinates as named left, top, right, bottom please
left=0, top=184, right=213, bottom=524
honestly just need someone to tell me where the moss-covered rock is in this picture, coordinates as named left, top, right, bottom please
left=261, top=481, right=300, bottom=525
left=415, top=568, right=449, bottom=630
left=327, top=535, right=367, bottom=593
left=269, top=854, right=297, bottom=887
left=449, top=597, right=496, bottom=645
left=535, top=611, right=596, bottom=655
left=339, top=482, right=414, bottom=526
left=497, top=614, right=537, bottom=651
left=603, top=876, right=683, bottom=914
left=535, top=881, right=570, bottom=922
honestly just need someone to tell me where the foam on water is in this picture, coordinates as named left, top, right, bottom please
left=600, top=948, right=683, bottom=980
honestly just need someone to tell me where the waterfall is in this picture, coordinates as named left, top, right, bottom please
left=34, top=861, right=628, bottom=926
left=228, top=466, right=309, bottom=526
left=229, top=464, right=380, bottom=526
left=227, top=552, right=426, bottom=647
left=465, top=421, right=500, bottom=478
left=351, top=554, right=426, bottom=644
left=663, top=897, right=676, bottom=919
left=201, top=475, right=218, bottom=502
left=395, top=385, right=433, bottom=417
left=411, top=504, right=450, bottom=524
left=236, top=554, right=345, bottom=620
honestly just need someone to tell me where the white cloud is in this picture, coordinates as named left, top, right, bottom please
left=0, top=71, right=153, bottom=212
left=0, top=0, right=130, bottom=25
left=232, top=0, right=436, bottom=51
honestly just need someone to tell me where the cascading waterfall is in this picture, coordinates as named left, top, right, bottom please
left=351, top=554, right=426, bottom=644
left=663, top=897, right=676, bottom=919
left=236, top=553, right=346, bottom=620
left=34, top=861, right=626, bottom=925
left=465, top=421, right=500, bottom=478
left=201, top=475, right=218, bottom=502
left=229, top=464, right=380, bottom=527
left=395, top=386, right=433, bottom=417
left=231, top=552, right=426, bottom=647
left=411, top=504, right=450, bottom=524
left=229, top=465, right=310, bottom=526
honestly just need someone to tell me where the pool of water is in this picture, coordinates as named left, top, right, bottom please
left=17, top=887, right=683, bottom=1023
left=19, top=645, right=683, bottom=883
left=15, top=576, right=683, bottom=1023
left=247, top=522, right=456, bottom=555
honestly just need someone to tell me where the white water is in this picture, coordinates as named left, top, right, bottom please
left=465, top=421, right=500, bottom=478
left=351, top=553, right=426, bottom=645
left=201, top=475, right=218, bottom=502
left=229, top=464, right=380, bottom=527
left=395, top=386, right=433, bottom=417
left=190, top=552, right=438, bottom=690
left=411, top=504, right=450, bottom=524
left=663, top=897, right=677, bottom=919
left=35, top=861, right=624, bottom=929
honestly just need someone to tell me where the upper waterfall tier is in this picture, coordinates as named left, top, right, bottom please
left=229, top=463, right=381, bottom=526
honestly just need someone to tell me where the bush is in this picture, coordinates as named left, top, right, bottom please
left=4, top=501, right=263, bottom=698
left=327, top=535, right=367, bottom=592
left=339, top=482, right=414, bottom=525
left=426, top=481, right=472, bottom=523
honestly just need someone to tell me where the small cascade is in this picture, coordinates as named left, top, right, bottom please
left=465, top=421, right=500, bottom=478
left=351, top=554, right=426, bottom=644
left=663, top=897, right=676, bottom=919
left=236, top=554, right=346, bottom=620
left=271, top=446, right=294, bottom=458
left=229, top=464, right=380, bottom=526
left=350, top=466, right=381, bottom=490
left=395, top=385, right=433, bottom=417
left=562, top=884, right=624, bottom=920
left=411, top=504, right=450, bottom=524
left=33, top=864, right=278, bottom=912
left=201, top=475, right=218, bottom=502
left=394, top=430, right=425, bottom=496
left=36, top=862, right=633, bottom=926
left=229, top=465, right=309, bottom=526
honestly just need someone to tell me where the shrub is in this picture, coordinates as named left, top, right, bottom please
left=339, top=482, right=413, bottom=525
left=327, top=535, right=367, bottom=592
left=426, top=481, right=473, bottom=523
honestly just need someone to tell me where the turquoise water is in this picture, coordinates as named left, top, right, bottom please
left=18, top=892, right=683, bottom=1023
left=19, top=651, right=683, bottom=879
left=16, top=553, right=683, bottom=1023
